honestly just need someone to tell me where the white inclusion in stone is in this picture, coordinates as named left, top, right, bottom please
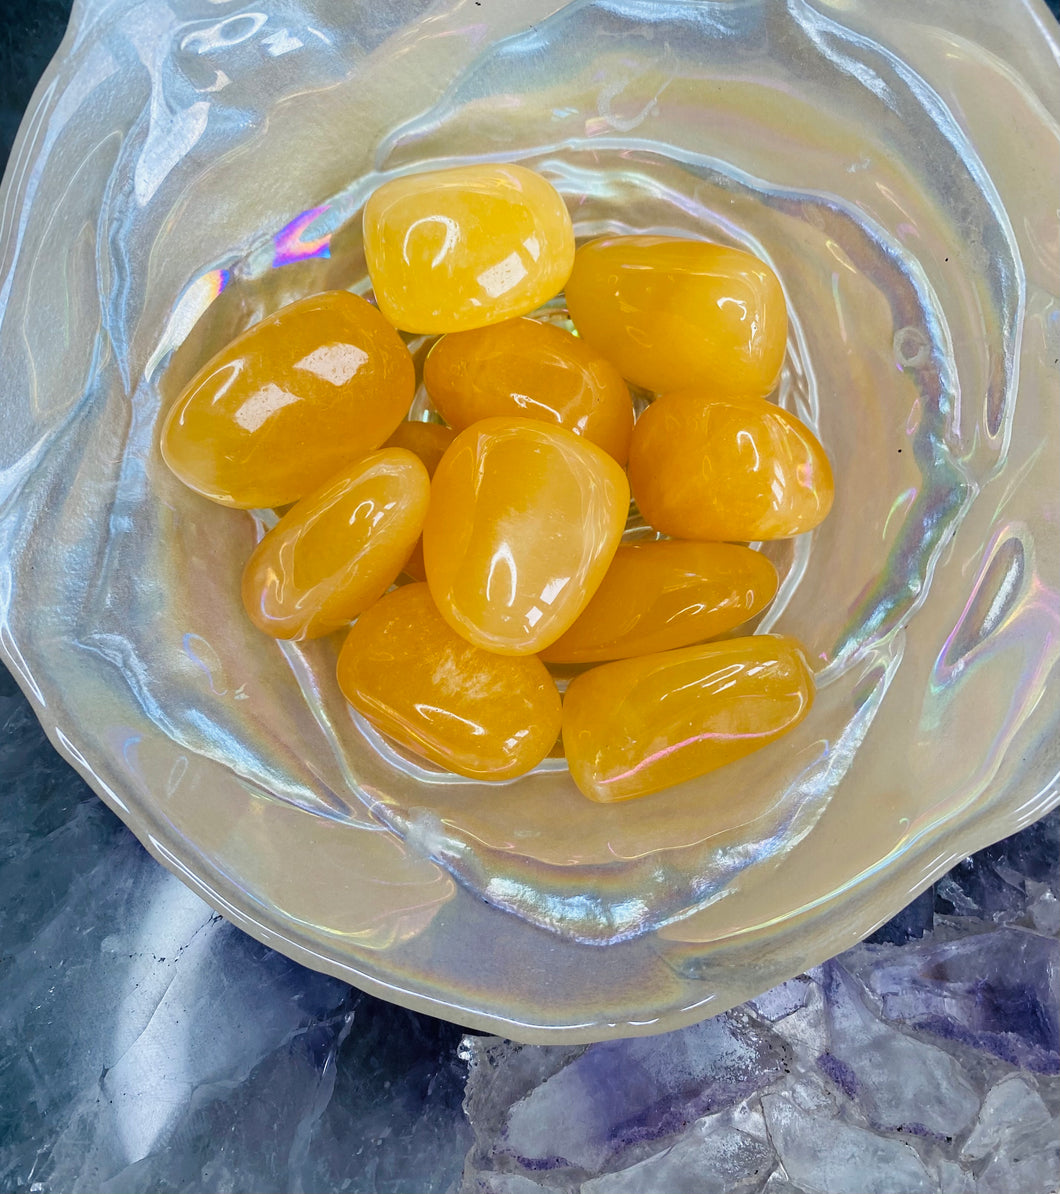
left=580, top=1113, right=774, bottom=1194
left=538, top=576, right=569, bottom=606
left=233, top=382, right=300, bottom=433
left=761, top=1092, right=934, bottom=1194
left=294, top=344, right=368, bottom=386
left=477, top=252, right=528, bottom=299
left=960, top=1074, right=1060, bottom=1194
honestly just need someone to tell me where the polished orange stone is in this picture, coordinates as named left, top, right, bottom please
left=384, top=421, right=458, bottom=582
left=423, top=317, right=634, bottom=464
left=562, top=635, right=815, bottom=802
left=422, top=417, right=629, bottom=655
left=337, top=583, right=561, bottom=780
left=540, top=540, right=778, bottom=664
left=383, top=420, right=457, bottom=477
left=241, top=448, right=429, bottom=640
left=628, top=391, right=834, bottom=541
left=363, top=164, right=574, bottom=333
left=564, top=236, right=787, bottom=397
left=160, top=291, right=415, bottom=508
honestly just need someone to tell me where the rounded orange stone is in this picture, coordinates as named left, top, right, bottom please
left=160, top=291, right=415, bottom=508
left=562, top=635, right=815, bottom=803
left=628, top=391, right=834, bottom=541
left=383, top=421, right=458, bottom=582
left=540, top=540, right=778, bottom=664
left=362, top=164, right=574, bottom=333
left=337, top=583, right=562, bottom=780
left=241, top=448, right=430, bottom=640
left=564, top=236, right=787, bottom=397
left=423, top=317, right=634, bottom=464
left=422, top=417, right=629, bottom=655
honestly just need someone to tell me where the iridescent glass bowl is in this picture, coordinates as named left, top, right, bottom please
left=1, top=0, right=1057, bottom=1042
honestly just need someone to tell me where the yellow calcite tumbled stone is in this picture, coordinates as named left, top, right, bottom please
left=562, top=635, right=815, bottom=803
left=540, top=540, right=778, bottom=664
left=422, top=417, right=629, bottom=655
left=241, top=448, right=429, bottom=641
left=565, top=236, right=787, bottom=397
left=160, top=291, right=415, bottom=508
left=629, top=391, right=834, bottom=541
left=337, top=583, right=562, bottom=780
left=383, top=421, right=457, bottom=582
left=423, top=317, right=634, bottom=464
left=363, top=164, right=575, bottom=333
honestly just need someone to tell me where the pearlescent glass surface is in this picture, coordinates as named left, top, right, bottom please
left=0, top=0, right=1057, bottom=1042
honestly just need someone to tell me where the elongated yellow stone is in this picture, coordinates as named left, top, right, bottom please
left=565, top=235, right=787, bottom=397
left=337, top=583, right=562, bottom=780
left=241, top=448, right=429, bottom=640
left=629, top=390, right=834, bottom=541
left=423, top=317, right=634, bottom=464
left=422, top=417, right=629, bottom=655
left=540, top=540, right=778, bottom=663
left=160, top=291, right=415, bottom=508
left=363, top=164, right=575, bottom=333
left=562, top=636, right=815, bottom=803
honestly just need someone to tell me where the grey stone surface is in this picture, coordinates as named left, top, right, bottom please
left=0, top=666, right=473, bottom=1193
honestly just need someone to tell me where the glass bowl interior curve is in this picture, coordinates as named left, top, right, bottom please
left=0, top=0, right=1057, bottom=1042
